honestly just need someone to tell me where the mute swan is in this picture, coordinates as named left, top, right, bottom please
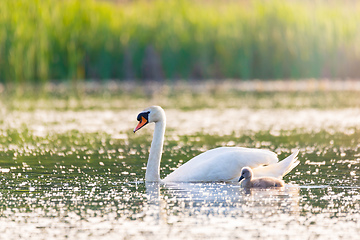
left=133, top=106, right=299, bottom=182
left=238, top=167, right=284, bottom=188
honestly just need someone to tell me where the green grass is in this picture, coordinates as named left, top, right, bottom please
left=0, top=0, right=360, bottom=83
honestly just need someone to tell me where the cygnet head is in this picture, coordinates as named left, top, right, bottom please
left=238, top=167, right=253, bottom=182
left=133, top=106, right=165, bottom=133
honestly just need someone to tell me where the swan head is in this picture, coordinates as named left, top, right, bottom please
left=238, top=167, right=253, bottom=182
left=133, top=106, right=165, bottom=133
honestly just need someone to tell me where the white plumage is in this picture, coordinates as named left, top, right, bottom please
left=134, top=106, right=299, bottom=183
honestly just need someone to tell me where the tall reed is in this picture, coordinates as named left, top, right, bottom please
left=0, top=0, right=359, bottom=84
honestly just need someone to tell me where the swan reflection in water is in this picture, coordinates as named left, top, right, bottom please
left=144, top=182, right=300, bottom=222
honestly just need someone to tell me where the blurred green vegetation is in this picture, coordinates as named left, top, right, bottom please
left=3, top=84, right=360, bottom=111
left=0, top=0, right=360, bottom=84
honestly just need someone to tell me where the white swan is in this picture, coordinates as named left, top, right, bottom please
left=133, top=106, right=299, bottom=182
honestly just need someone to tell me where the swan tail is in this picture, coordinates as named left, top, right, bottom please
left=252, top=150, right=300, bottom=178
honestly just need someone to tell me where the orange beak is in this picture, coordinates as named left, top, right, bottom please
left=133, top=116, right=148, bottom=133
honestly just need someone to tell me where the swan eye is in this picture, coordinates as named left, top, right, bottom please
left=134, top=111, right=150, bottom=133
left=137, top=111, right=150, bottom=121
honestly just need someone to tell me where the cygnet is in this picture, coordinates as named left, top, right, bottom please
left=239, top=167, right=285, bottom=188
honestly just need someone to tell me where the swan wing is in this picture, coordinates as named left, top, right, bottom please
left=163, top=147, right=278, bottom=182
left=252, top=150, right=300, bottom=178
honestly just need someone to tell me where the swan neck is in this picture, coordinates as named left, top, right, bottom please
left=241, top=178, right=251, bottom=188
left=145, top=120, right=165, bottom=182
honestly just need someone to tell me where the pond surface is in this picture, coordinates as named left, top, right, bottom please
left=0, top=92, right=360, bottom=239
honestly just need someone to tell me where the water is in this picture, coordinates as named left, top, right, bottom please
left=0, top=93, right=360, bottom=239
